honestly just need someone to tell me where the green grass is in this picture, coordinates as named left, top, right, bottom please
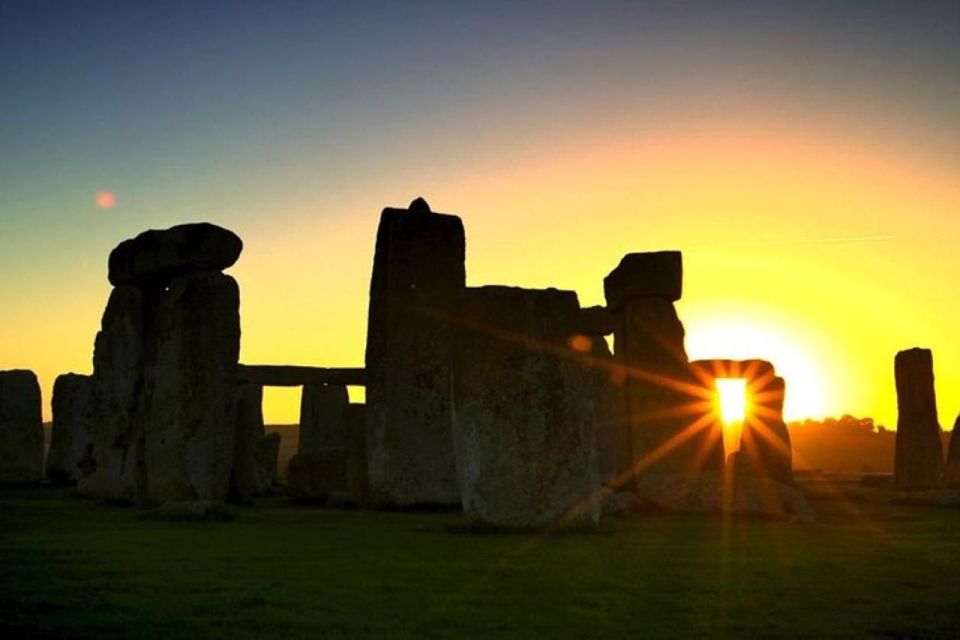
left=1, top=483, right=959, bottom=639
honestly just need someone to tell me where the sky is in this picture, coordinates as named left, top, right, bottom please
left=1, top=1, right=958, bottom=427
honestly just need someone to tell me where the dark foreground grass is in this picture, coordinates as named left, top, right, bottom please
left=1, top=484, right=959, bottom=639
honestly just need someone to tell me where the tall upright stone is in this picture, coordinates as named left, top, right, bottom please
left=737, top=376, right=793, bottom=484
left=0, top=370, right=44, bottom=484
left=46, top=373, right=95, bottom=484
left=299, top=384, right=349, bottom=455
left=365, top=197, right=465, bottom=507
left=894, top=348, right=944, bottom=490
left=140, top=271, right=240, bottom=502
left=79, top=285, right=150, bottom=502
left=944, top=415, right=960, bottom=488
left=604, top=252, right=721, bottom=482
left=452, top=287, right=600, bottom=528
left=582, top=334, right=630, bottom=490
left=230, top=383, right=271, bottom=502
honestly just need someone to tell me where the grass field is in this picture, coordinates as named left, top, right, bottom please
left=1, top=481, right=959, bottom=639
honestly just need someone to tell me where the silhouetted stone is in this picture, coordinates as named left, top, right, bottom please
left=603, top=251, right=682, bottom=310
left=46, top=373, right=95, bottom=484
left=345, top=404, right=369, bottom=506
left=235, top=365, right=365, bottom=387
left=285, top=404, right=366, bottom=505
left=140, top=271, right=240, bottom=502
left=944, top=415, right=960, bottom=488
left=257, top=432, right=280, bottom=489
left=575, top=306, right=618, bottom=335
left=287, top=449, right=349, bottom=503
left=298, top=384, right=349, bottom=455
left=79, top=285, right=150, bottom=502
left=894, top=348, right=943, bottom=490
left=586, top=335, right=631, bottom=489
left=108, top=222, right=242, bottom=286
left=0, top=370, right=44, bottom=485
left=736, top=376, right=793, bottom=483
left=605, top=254, right=722, bottom=481
left=452, top=286, right=600, bottom=529
left=230, top=384, right=269, bottom=502
left=365, top=198, right=465, bottom=507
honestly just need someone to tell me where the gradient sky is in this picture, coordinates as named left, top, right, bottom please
left=1, top=1, right=958, bottom=427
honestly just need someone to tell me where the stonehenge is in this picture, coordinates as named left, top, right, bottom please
left=79, top=223, right=243, bottom=504
left=893, top=348, right=943, bottom=491
left=451, top=286, right=601, bottom=528
left=736, top=375, right=793, bottom=484
left=4, top=198, right=822, bottom=524
left=605, top=252, right=724, bottom=481
left=690, top=359, right=793, bottom=484
left=230, top=384, right=277, bottom=502
left=46, top=373, right=95, bottom=484
left=364, top=198, right=465, bottom=507
left=945, top=415, right=960, bottom=488
left=286, top=385, right=367, bottom=505
left=893, top=348, right=944, bottom=490
left=0, top=370, right=44, bottom=484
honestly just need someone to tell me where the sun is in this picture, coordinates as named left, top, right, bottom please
left=715, top=378, right=748, bottom=424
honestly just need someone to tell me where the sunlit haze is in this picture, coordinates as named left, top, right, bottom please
left=1, top=2, right=958, bottom=427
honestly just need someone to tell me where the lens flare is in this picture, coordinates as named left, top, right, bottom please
left=94, top=191, right=116, bottom=209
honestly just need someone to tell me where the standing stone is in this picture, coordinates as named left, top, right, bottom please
left=230, top=383, right=269, bottom=502
left=257, top=431, right=281, bottom=490
left=944, top=415, right=960, bottom=488
left=287, top=403, right=368, bottom=506
left=345, top=404, right=369, bottom=506
left=299, top=384, right=349, bottom=455
left=452, top=287, right=600, bottom=528
left=605, top=252, right=722, bottom=481
left=46, top=373, right=95, bottom=484
left=365, top=197, right=465, bottom=507
left=0, top=370, right=44, bottom=484
left=140, top=271, right=240, bottom=502
left=79, top=285, right=150, bottom=502
left=583, top=334, right=631, bottom=490
left=894, top=348, right=944, bottom=490
left=736, top=376, right=793, bottom=484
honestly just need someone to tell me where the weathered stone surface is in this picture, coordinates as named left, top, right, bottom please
left=229, top=384, right=269, bottom=502
left=108, top=222, right=242, bottom=286
left=635, top=473, right=816, bottom=523
left=365, top=198, right=465, bottom=507
left=894, top=348, right=944, bottom=490
left=287, top=449, right=349, bottom=503
left=603, top=251, right=682, bottom=310
left=0, top=370, right=44, bottom=484
left=299, top=385, right=349, bottom=455
left=452, top=286, right=600, bottom=529
left=140, top=271, right=240, bottom=502
left=257, top=432, right=280, bottom=490
left=584, top=335, right=631, bottom=489
left=345, top=404, right=369, bottom=506
left=46, top=373, right=95, bottom=484
left=944, top=415, right=960, bottom=488
left=79, top=285, right=149, bottom=502
left=736, top=376, right=793, bottom=484
left=610, top=293, right=723, bottom=480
